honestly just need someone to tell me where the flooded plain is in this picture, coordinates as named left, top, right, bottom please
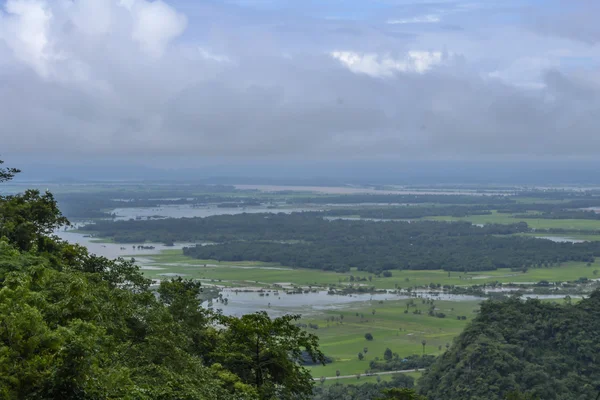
left=55, top=230, right=197, bottom=259
left=204, top=289, right=485, bottom=317
left=535, top=236, right=587, bottom=243
left=111, top=203, right=321, bottom=221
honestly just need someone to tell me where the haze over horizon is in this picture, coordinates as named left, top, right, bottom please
left=2, top=0, right=600, bottom=174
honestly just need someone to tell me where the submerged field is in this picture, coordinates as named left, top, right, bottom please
left=427, top=211, right=600, bottom=231
left=138, top=250, right=600, bottom=289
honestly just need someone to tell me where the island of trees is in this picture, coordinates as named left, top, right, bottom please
left=81, top=213, right=599, bottom=273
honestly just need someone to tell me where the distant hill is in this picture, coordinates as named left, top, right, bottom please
left=419, top=293, right=600, bottom=400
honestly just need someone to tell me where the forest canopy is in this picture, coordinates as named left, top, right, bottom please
left=419, top=294, right=600, bottom=400
left=82, top=213, right=600, bottom=272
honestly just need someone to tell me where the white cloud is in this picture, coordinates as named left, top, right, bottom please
left=70, top=0, right=115, bottom=36
left=331, top=50, right=446, bottom=77
left=198, top=47, right=232, bottom=63
left=387, top=15, right=441, bottom=25
left=0, top=0, right=54, bottom=77
left=128, top=0, right=187, bottom=58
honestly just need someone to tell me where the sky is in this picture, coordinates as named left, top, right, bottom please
left=1, top=0, right=600, bottom=169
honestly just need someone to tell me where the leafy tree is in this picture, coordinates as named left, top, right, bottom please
left=359, top=352, right=365, bottom=361
left=505, top=392, right=541, bottom=400
left=365, top=333, right=374, bottom=341
left=211, top=312, right=324, bottom=399
left=0, top=189, right=70, bottom=251
left=384, top=348, right=393, bottom=361
left=377, top=388, right=427, bottom=400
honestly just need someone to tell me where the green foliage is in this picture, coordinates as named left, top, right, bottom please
left=312, top=374, right=415, bottom=400
left=369, top=355, right=436, bottom=373
left=384, top=348, right=393, bottom=361
left=0, top=189, right=70, bottom=251
left=83, top=213, right=600, bottom=272
left=418, top=294, right=600, bottom=400
left=377, top=388, right=428, bottom=400
left=211, top=312, right=325, bottom=400
left=0, top=165, right=324, bottom=400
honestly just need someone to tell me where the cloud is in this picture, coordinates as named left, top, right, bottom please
left=331, top=50, right=448, bottom=76
left=0, top=0, right=54, bottom=77
left=0, top=0, right=599, bottom=161
left=387, top=15, right=441, bottom=25
left=529, top=0, right=600, bottom=45
left=128, top=0, right=187, bottom=57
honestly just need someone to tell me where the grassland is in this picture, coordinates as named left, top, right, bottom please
left=138, top=250, right=600, bottom=290
left=427, top=211, right=600, bottom=230
left=304, top=299, right=480, bottom=378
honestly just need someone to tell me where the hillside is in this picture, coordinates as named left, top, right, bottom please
left=418, top=294, right=600, bottom=400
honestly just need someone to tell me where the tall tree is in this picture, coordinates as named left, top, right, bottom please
left=211, top=312, right=325, bottom=399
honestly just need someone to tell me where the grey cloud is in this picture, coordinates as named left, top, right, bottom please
left=528, top=0, right=600, bottom=45
left=1, top=0, right=600, bottom=160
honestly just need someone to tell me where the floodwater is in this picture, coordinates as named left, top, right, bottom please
left=204, top=289, right=485, bottom=317
left=112, top=204, right=320, bottom=220
left=535, top=236, right=587, bottom=243
left=234, top=185, right=508, bottom=196
left=55, top=230, right=197, bottom=259
left=323, top=216, right=402, bottom=222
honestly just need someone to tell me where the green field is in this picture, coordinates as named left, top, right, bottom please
left=427, top=211, right=600, bottom=231
left=137, top=249, right=596, bottom=381
left=138, top=250, right=600, bottom=290
left=305, top=299, right=479, bottom=377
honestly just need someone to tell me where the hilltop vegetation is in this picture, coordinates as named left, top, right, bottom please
left=0, top=163, right=324, bottom=400
left=419, top=294, right=600, bottom=400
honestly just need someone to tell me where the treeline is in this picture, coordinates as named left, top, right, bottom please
left=514, top=210, right=600, bottom=220
left=514, top=190, right=600, bottom=200
left=369, top=355, right=436, bottom=372
left=323, top=205, right=493, bottom=219
left=496, top=198, right=600, bottom=213
left=419, top=293, right=600, bottom=400
left=55, top=189, right=262, bottom=219
left=321, top=201, right=600, bottom=221
left=289, top=194, right=515, bottom=205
